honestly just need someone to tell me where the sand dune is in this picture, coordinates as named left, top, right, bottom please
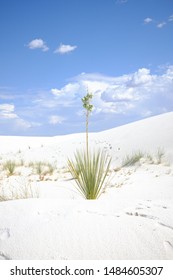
left=0, top=112, right=173, bottom=260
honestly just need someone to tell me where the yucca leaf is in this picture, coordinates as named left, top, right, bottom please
left=68, top=149, right=111, bottom=199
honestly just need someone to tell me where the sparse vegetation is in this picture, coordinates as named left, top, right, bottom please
left=3, top=160, right=16, bottom=176
left=121, top=147, right=166, bottom=168
left=0, top=180, right=39, bottom=202
left=47, top=163, right=55, bottom=175
left=156, top=147, right=165, bottom=164
left=146, top=153, right=154, bottom=163
left=28, top=161, right=35, bottom=168
left=33, top=161, right=56, bottom=180
left=19, top=159, right=25, bottom=166
left=122, top=151, right=144, bottom=167
left=35, top=161, right=44, bottom=176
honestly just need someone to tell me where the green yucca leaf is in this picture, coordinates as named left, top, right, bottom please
left=68, top=149, right=111, bottom=199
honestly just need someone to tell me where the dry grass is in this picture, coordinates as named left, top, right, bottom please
left=0, top=180, right=39, bottom=202
left=3, top=160, right=17, bottom=176
left=122, top=151, right=144, bottom=167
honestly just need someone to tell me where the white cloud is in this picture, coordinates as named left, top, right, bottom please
left=49, top=115, right=65, bottom=125
left=0, top=104, right=17, bottom=119
left=54, top=43, right=77, bottom=54
left=144, top=17, right=153, bottom=24
left=141, top=110, right=153, bottom=117
left=165, top=65, right=173, bottom=78
left=0, top=103, right=32, bottom=130
left=144, top=16, right=173, bottom=28
left=45, top=66, right=172, bottom=116
left=34, top=65, right=173, bottom=123
left=48, top=83, right=80, bottom=107
left=51, top=83, right=79, bottom=97
left=168, top=15, right=173, bottom=21
left=116, top=0, right=128, bottom=4
left=2, top=66, right=173, bottom=135
left=157, top=22, right=166, bottom=28
left=73, top=67, right=173, bottom=116
left=128, top=68, right=154, bottom=86
left=14, top=119, right=31, bottom=129
left=27, top=38, right=49, bottom=52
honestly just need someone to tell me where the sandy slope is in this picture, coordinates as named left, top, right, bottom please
left=0, top=112, right=173, bottom=260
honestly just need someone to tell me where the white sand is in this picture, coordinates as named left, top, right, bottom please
left=0, top=112, right=173, bottom=260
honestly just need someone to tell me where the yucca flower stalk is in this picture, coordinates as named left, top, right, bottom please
left=81, top=90, right=93, bottom=159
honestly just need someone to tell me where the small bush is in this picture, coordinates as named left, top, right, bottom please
left=156, top=147, right=165, bottom=164
left=68, top=149, right=111, bottom=199
left=32, top=161, right=56, bottom=180
left=122, top=151, right=144, bottom=167
left=146, top=153, right=154, bottom=163
left=35, top=161, right=44, bottom=175
left=47, top=163, right=55, bottom=175
left=3, top=160, right=16, bottom=176
left=19, top=159, right=25, bottom=166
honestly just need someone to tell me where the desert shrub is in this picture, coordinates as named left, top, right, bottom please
left=155, top=147, right=165, bottom=164
left=146, top=153, right=154, bottom=163
left=32, top=161, right=56, bottom=180
left=122, top=148, right=166, bottom=167
left=18, top=159, right=25, bottom=166
left=3, top=160, right=16, bottom=176
left=35, top=161, right=55, bottom=173
left=122, top=151, right=144, bottom=167
left=47, top=163, right=55, bottom=175
left=35, top=161, right=44, bottom=175
left=68, top=149, right=111, bottom=199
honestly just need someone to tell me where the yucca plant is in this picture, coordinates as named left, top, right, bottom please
left=68, top=149, right=111, bottom=199
left=68, top=89, right=112, bottom=199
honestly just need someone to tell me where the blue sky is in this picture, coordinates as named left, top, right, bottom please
left=0, top=0, right=173, bottom=136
